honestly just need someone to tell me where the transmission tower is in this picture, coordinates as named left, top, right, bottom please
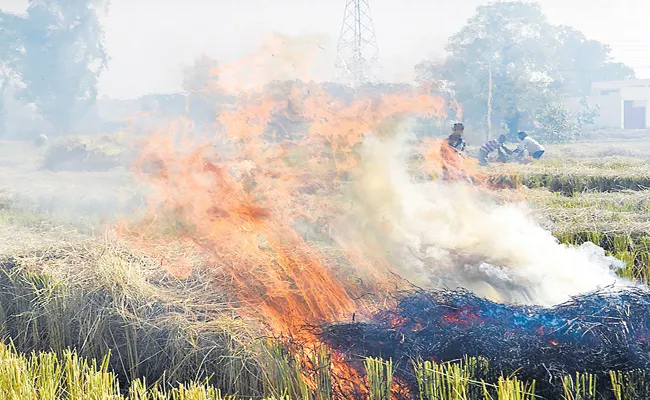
left=335, top=0, right=381, bottom=87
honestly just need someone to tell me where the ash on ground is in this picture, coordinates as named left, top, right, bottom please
left=319, top=286, right=650, bottom=398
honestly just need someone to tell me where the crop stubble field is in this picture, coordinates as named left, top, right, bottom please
left=0, top=135, right=649, bottom=399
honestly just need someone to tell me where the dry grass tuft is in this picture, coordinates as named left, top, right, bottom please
left=488, top=157, right=650, bottom=195
left=42, top=132, right=136, bottom=172
left=496, top=188, right=650, bottom=234
left=0, top=236, right=267, bottom=396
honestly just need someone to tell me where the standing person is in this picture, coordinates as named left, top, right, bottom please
left=447, top=123, right=466, bottom=153
left=478, top=134, right=512, bottom=166
left=515, top=131, right=545, bottom=161
left=441, top=122, right=472, bottom=184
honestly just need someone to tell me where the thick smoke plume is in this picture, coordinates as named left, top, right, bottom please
left=120, top=35, right=636, bottom=341
left=336, top=129, right=629, bottom=306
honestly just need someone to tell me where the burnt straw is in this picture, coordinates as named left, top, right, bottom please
left=318, top=286, right=650, bottom=398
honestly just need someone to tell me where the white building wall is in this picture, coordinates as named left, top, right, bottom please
left=587, top=80, right=650, bottom=129
left=620, top=86, right=650, bottom=128
left=593, top=93, right=623, bottom=128
left=563, top=96, right=619, bottom=129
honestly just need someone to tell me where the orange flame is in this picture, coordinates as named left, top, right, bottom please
left=117, top=34, right=466, bottom=399
left=124, top=60, right=454, bottom=333
left=421, top=137, right=495, bottom=189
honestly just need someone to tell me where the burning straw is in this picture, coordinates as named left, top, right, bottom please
left=319, top=286, right=650, bottom=398
left=114, top=35, right=647, bottom=399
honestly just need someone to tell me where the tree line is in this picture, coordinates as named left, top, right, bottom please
left=0, top=0, right=108, bottom=136
left=0, top=1, right=635, bottom=142
left=414, top=2, right=634, bottom=142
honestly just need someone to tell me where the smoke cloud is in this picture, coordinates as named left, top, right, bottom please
left=336, top=127, right=629, bottom=306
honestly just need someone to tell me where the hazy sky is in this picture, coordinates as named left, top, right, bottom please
left=2, top=0, right=650, bottom=99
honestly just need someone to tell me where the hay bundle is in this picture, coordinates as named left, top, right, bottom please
left=42, top=133, right=134, bottom=172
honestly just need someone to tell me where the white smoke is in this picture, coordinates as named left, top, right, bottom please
left=338, top=129, right=630, bottom=306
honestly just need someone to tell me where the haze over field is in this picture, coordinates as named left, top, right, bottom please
left=2, top=1, right=650, bottom=398
left=3, top=0, right=650, bottom=99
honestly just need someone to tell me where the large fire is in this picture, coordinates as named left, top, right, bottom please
left=115, top=35, right=634, bottom=399
left=114, top=38, right=474, bottom=398
left=120, top=40, right=469, bottom=338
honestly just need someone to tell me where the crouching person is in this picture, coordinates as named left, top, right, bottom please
left=478, top=134, right=512, bottom=166
left=515, top=131, right=545, bottom=161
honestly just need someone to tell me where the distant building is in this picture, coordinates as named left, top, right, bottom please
left=586, top=79, right=650, bottom=129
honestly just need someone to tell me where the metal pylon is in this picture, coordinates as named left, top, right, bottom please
left=335, top=0, right=380, bottom=87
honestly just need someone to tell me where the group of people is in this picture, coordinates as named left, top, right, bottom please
left=446, top=123, right=545, bottom=166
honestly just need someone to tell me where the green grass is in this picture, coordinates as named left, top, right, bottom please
left=610, top=370, right=650, bottom=400
left=414, top=356, right=489, bottom=399
left=2, top=341, right=650, bottom=400
left=466, top=139, right=650, bottom=196
left=537, top=192, right=650, bottom=214
left=469, top=139, right=650, bottom=160
left=365, top=357, right=393, bottom=400
left=0, top=341, right=266, bottom=399
left=562, top=372, right=597, bottom=400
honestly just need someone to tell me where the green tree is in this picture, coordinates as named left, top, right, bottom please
left=0, top=10, right=26, bottom=131
left=436, top=2, right=558, bottom=136
left=18, top=0, right=109, bottom=134
left=415, top=1, right=635, bottom=137
left=553, top=25, right=635, bottom=96
left=534, top=98, right=600, bottom=143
